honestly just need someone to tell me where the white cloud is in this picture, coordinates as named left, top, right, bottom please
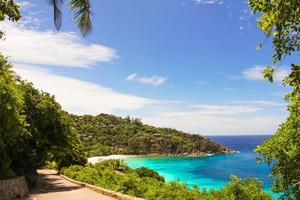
left=0, top=20, right=117, bottom=68
left=243, top=66, right=264, bottom=80
left=189, top=104, right=260, bottom=115
left=13, top=64, right=286, bottom=135
left=126, top=73, right=167, bottom=86
left=127, top=73, right=138, bottom=81
left=243, top=65, right=289, bottom=82
left=14, top=65, right=158, bottom=115
left=231, top=100, right=284, bottom=107
left=143, top=112, right=284, bottom=135
left=140, top=101, right=286, bottom=135
left=0, top=3, right=284, bottom=136
left=194, top=0, right=223, bottom=5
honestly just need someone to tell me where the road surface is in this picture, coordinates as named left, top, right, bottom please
left=25, top=170, right=116, bottom=200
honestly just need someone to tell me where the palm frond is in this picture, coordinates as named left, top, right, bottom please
left=70, top=0, right=93, bottom=36
left=47, top=0, right=64, bottom=31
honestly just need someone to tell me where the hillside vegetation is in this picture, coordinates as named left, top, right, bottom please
left=71, top=114, right=235, bottom=157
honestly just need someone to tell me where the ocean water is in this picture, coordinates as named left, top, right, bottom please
left=125, top=135, right=279, bottom=198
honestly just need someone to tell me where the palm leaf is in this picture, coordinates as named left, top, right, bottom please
left=47, top=0, right=64, bottom=31
left=70, top=0, right=93, bottom=36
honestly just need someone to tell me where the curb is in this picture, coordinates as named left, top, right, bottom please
left=59, top=174, right=143, bottom=200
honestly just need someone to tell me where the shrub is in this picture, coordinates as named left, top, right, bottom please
left=135, top=167, right=165, bottom=182
left=60, top=162, right=272, bottom=200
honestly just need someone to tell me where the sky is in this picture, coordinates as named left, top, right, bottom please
left=0, top=0, right=296, bottom=135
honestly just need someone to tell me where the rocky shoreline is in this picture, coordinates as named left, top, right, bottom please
left=140, top=148, right=237, bottom=157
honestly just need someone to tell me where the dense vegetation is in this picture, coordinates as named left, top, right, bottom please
left=0, top=0, right=20, bottom=39
left=71, top=114, right=234, bottom=157
left=250, top=0, right=300, bottom=198
left=0, top=1, right=89, bottom=183
left=0, top=55, right=85, bottom=183
left=1, top=1, right=299, bottom=199
left=61, top=160, right=272, bottom=200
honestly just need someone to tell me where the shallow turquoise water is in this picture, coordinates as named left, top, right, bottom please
left=125, top=135, right=280, bottom=199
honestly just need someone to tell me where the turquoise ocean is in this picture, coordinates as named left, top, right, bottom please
left=125, top=135, right=279, bottom=198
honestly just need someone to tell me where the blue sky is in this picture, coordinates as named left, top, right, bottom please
left=0, top=0, right=295, bottom=135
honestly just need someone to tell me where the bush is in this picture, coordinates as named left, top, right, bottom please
left=60, top=162, right=272, bottom=200
left=100, top=159, right=131, bottom=173
left=135, top=167, right=165, bottom=182
left=42, top=161, right=58, bottom=170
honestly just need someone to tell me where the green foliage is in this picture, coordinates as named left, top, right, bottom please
left=249, top=0, right=300, bottom=63
left=135, top=167, right=165, bottom=182
left=71, top=114, right=232, bottom=157
left=0, top=54, right=27, bottom=179
left=104, top=159, right=131, bottom=173
left=69, top=0, right=92, bottom=36
left=0, top=0, right=91, bottom=37
left=47, top=0, right=92, bottom=36
left=216, top=176, right=272, bottom=200
left=249, top=0, right=300, bottom=198
left=0, top=55, right=86, bottom=179
left=263, top=66, right=275, bottom=83
left=19, top=81, right=86, bottom=170
left=42, top=161, right=58, bottom=170
left=0, top=0, right=21, bottom=39
left=256, top=64, right=300, bottom=199
left=61, top=162, right=272, bottom=200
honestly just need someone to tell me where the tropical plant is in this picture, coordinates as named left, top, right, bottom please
left=255, top=65, right=300, bottom=199
left=105, top=159, right=131, bottom=173
left=61, top=162, right=272, bottom=200
left=47, top=0, right=93, bottom=35
left=15, top=81, right=86, bottom=172
left=249, top=0, right=300, bottom=66
left=0, top=54, right=27, bottom=179
left=0, top=0, right=21, bottom=39
left=0, top=55, right=86, bottom=182
left=135, top=167, right=165, bottom=182
left=0, top=0, right=92, bottom=36
left=249, top=0, right=300, bottom=198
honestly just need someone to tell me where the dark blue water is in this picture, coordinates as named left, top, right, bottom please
left=125, top=135, right=278, bottom=198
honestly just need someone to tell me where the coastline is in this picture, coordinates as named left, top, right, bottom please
left=87, top=155, right=140, bottom=164
left=87, top=149, right=237, bottom=165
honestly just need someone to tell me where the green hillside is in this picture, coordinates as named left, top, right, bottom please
left=71, top=114, right=235, bottom=157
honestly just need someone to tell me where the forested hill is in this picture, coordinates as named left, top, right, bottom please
left=70, top=114, right=235, bottom=157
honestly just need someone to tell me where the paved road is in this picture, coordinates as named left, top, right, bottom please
left=25, top=170, right=115, bottom=200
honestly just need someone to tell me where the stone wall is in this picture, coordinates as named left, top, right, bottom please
left=60, top=174, right=143, bottom=200
left=0, top=176, right=28, bottom=200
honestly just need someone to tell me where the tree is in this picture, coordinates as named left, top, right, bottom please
left=255, top=65, right=300, bottom=199
left=0, top=0, right=92, bottom=37
left=135, top=167, right=165, bottom=182
left=0, top=54, right=86, bottom=182
left=216, top=176, right=272, bottom=200
left=249, top=0, right=300, bottom=198
left=14, top=81, right=85, bottom=174
left=0, top=0, right=21, bottom=39
left=249, top=0, right=300, bottom=65
left=47, top=0, right=93, bottom=36
left=0, top=54, right=27, bottom=179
